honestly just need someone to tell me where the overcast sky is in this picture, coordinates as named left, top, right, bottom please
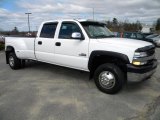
left=0, top=0, right=160, bottom=31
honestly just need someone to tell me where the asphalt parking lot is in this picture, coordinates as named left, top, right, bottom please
left=0, top=49, right=160, bottom=120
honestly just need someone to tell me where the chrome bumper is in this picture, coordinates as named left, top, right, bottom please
left=127, top=60, right=157, bottom=82
left=127, top=69, right=156, bottom=82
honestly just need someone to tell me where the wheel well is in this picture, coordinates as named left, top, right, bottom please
left=5, top=46, right=15, bottom=64
left=89, top=55, right=128, bottom=79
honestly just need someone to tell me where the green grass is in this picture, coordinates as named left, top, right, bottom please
left=0, top=43, right=4, bottom=51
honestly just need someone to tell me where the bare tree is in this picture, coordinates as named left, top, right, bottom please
left=105, top=18, right=142, bottom=32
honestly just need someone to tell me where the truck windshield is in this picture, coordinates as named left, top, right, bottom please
left=80, top=21, right=115, bottom=39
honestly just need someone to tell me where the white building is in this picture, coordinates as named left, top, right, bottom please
left=141, top=25, right=153, bottom=33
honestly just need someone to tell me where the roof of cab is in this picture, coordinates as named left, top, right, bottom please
left=42, top=19, right=100, bottom=24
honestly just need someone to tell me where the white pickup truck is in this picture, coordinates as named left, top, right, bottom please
left=5, top=19, right=157, bottom=94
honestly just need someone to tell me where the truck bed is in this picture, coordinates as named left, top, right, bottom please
left=5, top=37, right=36, bottom=60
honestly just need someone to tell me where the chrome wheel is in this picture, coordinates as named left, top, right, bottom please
left=9, top=56, right=15, bottom=67
left=99, top=71, right=116, bottom=89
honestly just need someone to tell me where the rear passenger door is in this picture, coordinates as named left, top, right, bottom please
left=35, top=22, right=58, bottom=63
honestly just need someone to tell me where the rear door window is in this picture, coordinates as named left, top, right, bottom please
left=40, top=22, right=58, bottom=38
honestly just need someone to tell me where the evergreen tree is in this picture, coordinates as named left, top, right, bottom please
left=12, top=27, right=19, bottom=34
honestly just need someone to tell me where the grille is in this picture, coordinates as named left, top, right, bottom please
left=146, top=48, right=155, bottom=56
left=146, top=48, right=155, bottom=65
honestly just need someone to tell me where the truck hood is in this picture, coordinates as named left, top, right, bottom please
left=97, top=38, right=152, bottom=48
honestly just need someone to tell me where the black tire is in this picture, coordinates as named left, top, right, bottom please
left=94, top=63, right=125, bottom=94
left=8, top=52, right=22, bottom=70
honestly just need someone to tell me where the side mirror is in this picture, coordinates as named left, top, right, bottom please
left=71, top=32, right=83, bottom=40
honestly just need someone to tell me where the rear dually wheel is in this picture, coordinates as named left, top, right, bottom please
left=8, top=52, right=22, bottom=70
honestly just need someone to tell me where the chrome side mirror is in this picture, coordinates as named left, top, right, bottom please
left=71, top=32, right=82, bottom=39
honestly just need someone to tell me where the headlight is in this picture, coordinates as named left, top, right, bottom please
left=134, top=52, right=147, bottom=58
left=132, top=52, right=148, bottom=66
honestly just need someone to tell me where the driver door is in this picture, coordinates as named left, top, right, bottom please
left=54, top=22, right=89, bottom=71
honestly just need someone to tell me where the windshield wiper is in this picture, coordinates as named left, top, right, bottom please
left=107, top=35, right=115, bottom=37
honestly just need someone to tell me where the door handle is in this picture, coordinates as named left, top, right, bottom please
left=38, top=41, right=42, bottom=45
left=55, top=42, right=61, bottom=46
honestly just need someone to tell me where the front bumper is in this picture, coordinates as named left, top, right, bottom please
left=127, top=59, right=158, bottom=82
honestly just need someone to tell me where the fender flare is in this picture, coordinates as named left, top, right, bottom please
left=88, top=50, right=130, bottom=71
left=5, top=46, right=14, bottom=52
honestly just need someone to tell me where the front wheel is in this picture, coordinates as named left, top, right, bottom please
left=94, top=63, right=125, bottom=94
